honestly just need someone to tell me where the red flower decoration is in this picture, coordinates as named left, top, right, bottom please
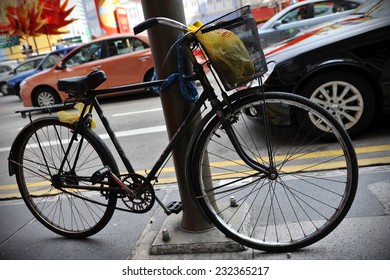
left=0, top=0, right=76, bottom=37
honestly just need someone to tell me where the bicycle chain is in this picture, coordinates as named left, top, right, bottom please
left=58, top=186, right=137, bottom=213
left=56, top=174, right=155, bottom=214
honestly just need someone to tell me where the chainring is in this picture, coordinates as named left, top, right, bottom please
left=120, top=174, right=155, bottom=213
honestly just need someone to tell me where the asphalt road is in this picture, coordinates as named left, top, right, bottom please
left=1, top=92, right=390, bottom=199
left=0, top=92, right=389, bottom=261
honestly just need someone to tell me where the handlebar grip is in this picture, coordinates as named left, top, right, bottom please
left=134, top=18, right=159, bottom=34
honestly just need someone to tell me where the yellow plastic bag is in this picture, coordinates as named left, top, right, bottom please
left=57, top=103, right=96, bottom=129
left=188, top=20, right=255, bottom=86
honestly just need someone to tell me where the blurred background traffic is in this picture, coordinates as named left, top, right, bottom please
left=1, top=0, right=298, bottom=63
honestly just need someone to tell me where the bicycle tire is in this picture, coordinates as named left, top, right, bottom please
left=188, top=90, right=358, bottom=252
left=12, top=117, right=119, bottom=238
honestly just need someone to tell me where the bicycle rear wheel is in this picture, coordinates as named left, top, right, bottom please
left=188, top=91, right=358, bottom=252
left=11, top=117, right=119, bottom=238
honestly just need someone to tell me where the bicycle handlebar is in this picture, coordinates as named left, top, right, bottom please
left=134, top=17, right=188, bottom=34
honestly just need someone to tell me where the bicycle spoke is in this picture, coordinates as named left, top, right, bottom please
left=15, top=119, right=118, bottom=238
left=191, top=92, right=357, bottom=252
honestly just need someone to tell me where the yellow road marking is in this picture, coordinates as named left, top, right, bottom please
left=355, top=144, right=390, bottom=154
left=1, top=144, right=390, bottom=199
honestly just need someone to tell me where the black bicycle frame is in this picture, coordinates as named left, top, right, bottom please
left=79, top=85, right=272, bottom=188
left=22, top=36, right=272, bottom=214
left=84, top=77, right=212, bottom=183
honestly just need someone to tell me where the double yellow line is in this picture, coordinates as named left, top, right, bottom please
left=1, top=144, right=390, bottom=200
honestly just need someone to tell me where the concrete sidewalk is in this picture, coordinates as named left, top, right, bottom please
left=128, top=165, right=390, bottom=260
left=128, top=185, right=390, bottom=260
left=128, top=166, right=390, bottom=260
left=0, top=166, right=389, bottom=260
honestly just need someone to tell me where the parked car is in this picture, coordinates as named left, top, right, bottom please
left=3, top=56, right=44, bottom=96
left=7, top=46, right=76, bottom=97
left=246, top=0, right=390, bottom=136
left=20, top=33, right=155, bottom=107
left=258, top=0, right=363, bottom=48
left=0, top=60, right=19, bottom=95
left=1, top=57, right=44, bottom=95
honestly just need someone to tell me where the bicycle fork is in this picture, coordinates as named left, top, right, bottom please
left=210, top=98, right=275, bottom=178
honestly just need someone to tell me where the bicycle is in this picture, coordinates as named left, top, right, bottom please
left=8, top=6, right=358, bottom=253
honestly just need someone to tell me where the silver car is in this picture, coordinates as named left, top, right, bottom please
left=258, top=0, right=363, bottom=48
left=0, top=60, right=18, bottom=95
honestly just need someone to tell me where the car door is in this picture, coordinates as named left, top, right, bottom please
left=100, top=37, right=153, bottom=88
left=56, top=41, right=108, bottom=89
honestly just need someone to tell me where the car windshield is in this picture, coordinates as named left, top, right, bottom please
left=351, top=0, right=388, bottom=16
left=14, top=58, right=42, bottom=74
left=40, top=52, right=65, bottom=69
left=63, top=42, right=102, bottom=67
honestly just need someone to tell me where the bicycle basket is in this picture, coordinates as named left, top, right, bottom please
left=192, top=6, right=267, bottom=91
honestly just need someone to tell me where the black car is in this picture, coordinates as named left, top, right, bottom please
left=248, top=0, right=390, bottom=136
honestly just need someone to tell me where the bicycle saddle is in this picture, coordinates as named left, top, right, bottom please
left=57, top=70, right=107, bottom=95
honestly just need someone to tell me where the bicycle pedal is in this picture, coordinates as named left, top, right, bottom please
left=90, top=166, right=111, bottom=184
left=166, top=201, right=182, bottom=214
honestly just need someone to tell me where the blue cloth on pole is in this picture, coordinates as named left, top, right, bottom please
left=152, top=35, right=199, bottom=103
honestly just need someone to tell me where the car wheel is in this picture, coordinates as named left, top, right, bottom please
left=0, top=82, right=7, bottom=95
left=34, top=87, right=61, bottom=107
left=298, top=72, right=375, bottom=136
left=144, top=69, right=154, bottom=82
left=144, top=69, right=158, bottom=95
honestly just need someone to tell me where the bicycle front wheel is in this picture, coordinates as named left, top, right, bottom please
left=189, top=91, right=358, bottom=252
left=11, top=117, right=119, bottom=238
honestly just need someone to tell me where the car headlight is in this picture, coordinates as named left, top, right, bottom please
left=20, top=79, right=27, bottom=89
